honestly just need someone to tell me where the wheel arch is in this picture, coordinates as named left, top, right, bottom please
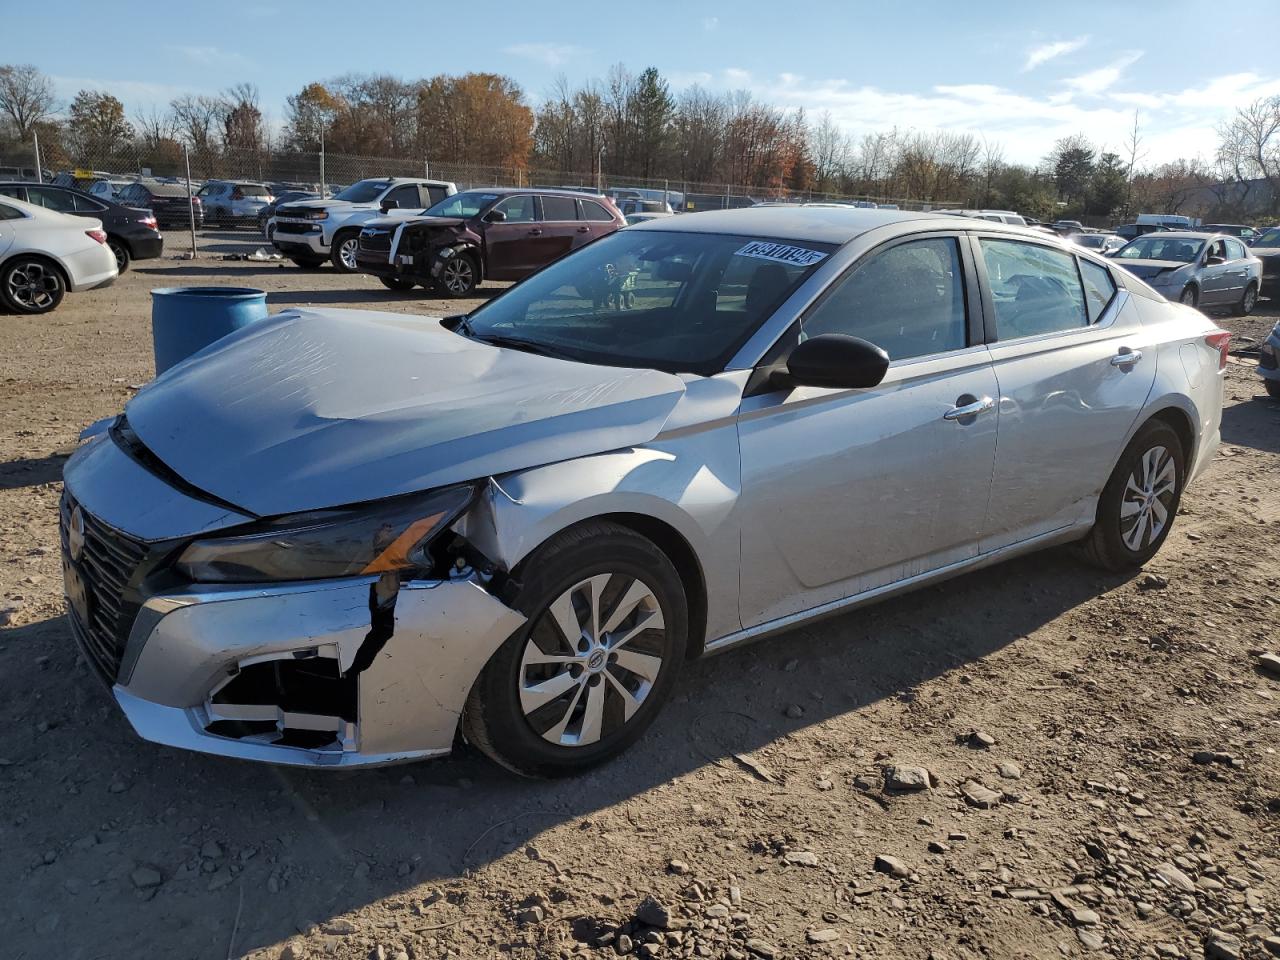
left=0, top=250, right=72, bottom=291
left=1145, top=405, right=1195, bottom=463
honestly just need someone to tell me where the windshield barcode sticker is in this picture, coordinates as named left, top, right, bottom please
left=734, top=241, right=827, bottom=267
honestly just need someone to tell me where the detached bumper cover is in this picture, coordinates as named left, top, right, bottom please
left=113, top=577, right=526, bottom=767
left=1258, top=329, right=1280, bottom=381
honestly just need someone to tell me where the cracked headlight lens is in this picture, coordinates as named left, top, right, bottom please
left=175, top=485, right=474, bottom=583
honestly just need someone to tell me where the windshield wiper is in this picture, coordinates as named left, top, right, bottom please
left=472, top=333, right=573, bottom=360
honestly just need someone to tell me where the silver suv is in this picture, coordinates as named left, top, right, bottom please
left=196, top=180, right=274, bottom=229
left=270, top=177, right=457, bottom=271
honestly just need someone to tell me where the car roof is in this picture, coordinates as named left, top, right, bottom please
left=1139, top=231, right=1219, bottom=241
left=131, top=180, right=192, bottom=197
left=625, top=206, right=952, bottom=243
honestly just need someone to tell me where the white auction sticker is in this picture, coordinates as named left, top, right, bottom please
left=734, top=241, right=828, bottom=267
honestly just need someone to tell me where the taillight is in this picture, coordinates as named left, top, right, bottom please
left=85, top=229, right=107, bottom=245
left=1205, top=331, right=1231, bottom=370
left=141, top=216, right=157, bottom=229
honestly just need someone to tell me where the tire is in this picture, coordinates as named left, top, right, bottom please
left=463, top=521, right=688, bottom=777
left=289, top=256, right=325, bottom=270
left=108, top=239, right=130, bottom=273
left=379, top=277, right=416, bottom=292
left=329, top=231, right=360, bottom=273
left=1, top=256, right=66, bottom=314
left=437, top=253, right=479, bottom=297
left=1179, top=284, right=1199, bottom=307
left=1231, top=281, right=1258, bottom=316
left=1079, top=419, right=1185, bottom=572
left=1266, top=379, right=1280, bottom=401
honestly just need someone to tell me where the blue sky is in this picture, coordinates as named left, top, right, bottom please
left=18, top=0, right=1280, bottom=166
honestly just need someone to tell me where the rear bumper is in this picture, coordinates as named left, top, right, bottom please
left=126, top=234, right=164, bottom=260
left=66, top=244, right=119, bottom=291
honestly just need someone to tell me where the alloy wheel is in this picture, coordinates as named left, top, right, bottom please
left=518, top=573, right=666, bottom=747
left=5, top=261, right=59, bottom=311
left=442, top=258, right=474, bottom=294
left=338, top=237, right=358, bottom=270
left=1120, top=444, right=1177, bottom=551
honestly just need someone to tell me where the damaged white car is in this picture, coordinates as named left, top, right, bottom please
left=61, top=208, right=1227, bottom=775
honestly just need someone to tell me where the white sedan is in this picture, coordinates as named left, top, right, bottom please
left=0, top=195, right=118, bottom=314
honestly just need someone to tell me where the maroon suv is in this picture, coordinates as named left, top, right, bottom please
left=354, top=188, right=625, bottom=296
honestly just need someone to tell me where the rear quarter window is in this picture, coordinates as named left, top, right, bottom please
left=1078, top=258, right=1118, bottom=322
left=581, top=199, right=615, bottom=222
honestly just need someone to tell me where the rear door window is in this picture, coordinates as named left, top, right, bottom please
left=27, top=187, right=78, bottom=212
left=540, top=195, right=578, bottom=222
left=580, top=199, right=615, bottom=222
left=1223, top=238, right=1247, bottom=261
left=424, top=185, right=449, bottom=206
left=979, top=239, right=1088, bottom=340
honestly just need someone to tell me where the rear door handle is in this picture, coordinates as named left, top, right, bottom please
left=527, top=228, right=542, bottom=236
left=943, top=396, right=995, bottom=421
left=1111, top=348, right=1142, bottom=367
left=577, top=226, right=590, bottom=233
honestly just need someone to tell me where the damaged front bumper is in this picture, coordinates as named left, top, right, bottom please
left=113, top=576, right=525, bottom=767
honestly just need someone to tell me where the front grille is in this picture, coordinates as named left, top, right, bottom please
left=359, top=230, right=392, bottom=253
left=60, top=492, right=147, bottom=684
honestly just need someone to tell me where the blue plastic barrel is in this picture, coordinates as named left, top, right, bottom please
left=150, top=286, right=269, bottom=374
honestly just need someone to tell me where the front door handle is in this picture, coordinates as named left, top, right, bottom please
left=1111, top=348, right=1142, bottom=368
left=943, top=396, right=995, bottom=421
left=527, top=228, right=542, bottom=236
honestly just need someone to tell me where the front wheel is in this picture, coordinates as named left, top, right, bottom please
left=330, top=231, right=360, bottom=273
left=1265, top=379, right=1280, bottom=401
left=1079, top=420, right=1185, bottom=571
left=379, top=277, right=416, bottom=292
left=463, top=521, right=688, bottom=777
left=1179, top=284, right=1199, bottom=307
left=289, top=256, right=325, bottom=270
left=438, top=254, right=478, bottom=297
left=1, top=256, right=66, bottom=314
left=1231, top=281, right=1258, bottom=316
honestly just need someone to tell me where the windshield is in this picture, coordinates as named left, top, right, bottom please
left=1076, top=235, right=1106, bottom=248
left=1115, top=236, right=1204, bottom=263
left=1257, top=227, right=1280, bottom=246
left=333, top=179, right=392, bottom=203
left=463, top=230, right=834, bottom=375
left=422, top=191, right=500, bottom=218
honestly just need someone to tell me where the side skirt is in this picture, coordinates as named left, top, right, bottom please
left=703, top=524, right=1090, bottom=657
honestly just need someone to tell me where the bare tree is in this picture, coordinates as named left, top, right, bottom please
left=1123, top=110, right=1147, bottom=216
left=0, top=64, right=57, bottom=140
left=979, top=138, right=1005, bottom=207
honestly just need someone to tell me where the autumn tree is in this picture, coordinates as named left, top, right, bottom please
left=67, top=90, right=133, bottom=162
left=0, top=64, right=56, bottom=140
left=284, top=82, right=342, bottom=151
left=222, top=83, right=264, bottom=152
left=415, top=73, right=532, bottom=169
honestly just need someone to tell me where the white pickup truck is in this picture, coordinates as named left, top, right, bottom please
left=270, top=177, right=457, bottom=271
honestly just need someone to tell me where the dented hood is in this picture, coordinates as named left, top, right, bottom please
left=125, top=308, right=687, bottom=517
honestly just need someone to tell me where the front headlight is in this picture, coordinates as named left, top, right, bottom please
left=175, top=485, right=474, bottom=583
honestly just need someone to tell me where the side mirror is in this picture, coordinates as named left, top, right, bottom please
left=1205, top=254, right=1225, bottom=265
left=484, top=209, right=507, bottom=223
left=379, top=199, right=399, bottom=213
left=778, top=334, right=890, bottom=390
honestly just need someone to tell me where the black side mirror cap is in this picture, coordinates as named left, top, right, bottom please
left=484, top=209, right=507, bottom=223
left=777, top=333, right=890, bottom=390
left=380, top=199, right=399, bottom=213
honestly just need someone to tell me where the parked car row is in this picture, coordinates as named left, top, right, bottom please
left=0, top=181, right=163, bottom=273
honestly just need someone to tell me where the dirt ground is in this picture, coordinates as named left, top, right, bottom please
left=1, top=231, right=1277, bottom=960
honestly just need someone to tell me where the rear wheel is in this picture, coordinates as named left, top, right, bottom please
left=330, top=231, right=360, bottom=273
left=1231, top=281, right=1258, bottom=316
left=463, top=521, right=688, bottom=777
left=1, top=256, right=66, bottom=314
left=1079, top=420, right=1185, bottom=571
left=108, top=239, right=130, bottom=273
left=1179, top=284, right=1199, bottom=307
left=379, top=277, right=416, bottom=292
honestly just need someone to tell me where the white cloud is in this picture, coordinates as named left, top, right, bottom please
left=1023, top=36, right=1088, bottom=72
left=702, top=16, right=719, bottom=31
left=503, top=42, right=579, bottom=67
left=1063, top=51, right=1143, bottom=96
left=168, top=45, right=252, bottom=68
left=681, top=69, right=1274, bottom=165
left=50, top=74, right=202, bottom=111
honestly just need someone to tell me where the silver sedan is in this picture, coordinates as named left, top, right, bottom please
left=1110, top=231, right=1262, bottom=314
left=61, top=208, right=1228, bottom=775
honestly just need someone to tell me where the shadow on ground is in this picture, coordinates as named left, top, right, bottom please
left=4, top=545, right=1131, bottom=958
left=0, top=452, right=68, bottom=491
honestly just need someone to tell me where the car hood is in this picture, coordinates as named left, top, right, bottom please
left=124, top=308, right=688, bottom=517
left=1114, top=259, right=1190, bottom=280
left=363, top=215, right=465, bottom=231
left=278, top=199, right=367, bottom=215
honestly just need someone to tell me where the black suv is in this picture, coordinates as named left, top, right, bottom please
left=0, top=181, right=163, bottom=272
